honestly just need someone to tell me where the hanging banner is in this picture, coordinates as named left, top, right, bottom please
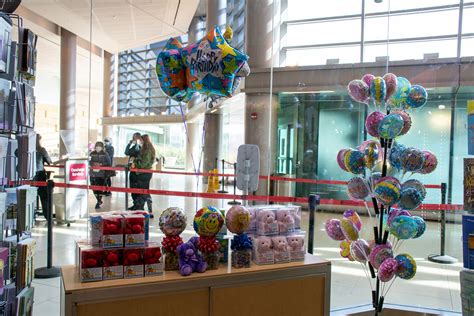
left=468, top=101, right=474, bottom=155
left=464, top=158, right=474, bottom=212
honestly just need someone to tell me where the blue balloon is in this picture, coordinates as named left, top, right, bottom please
left=395, top=254, right=417, bottom=279
left=370, top=77, right=387, bottom=105
left=389, top=215, right=417, bottom=240
left=378, top=113, right=404, bottom=139
left=412, top=216, right=426, bottom=239
left=389, top=142, right=406, bottom=171
left=406, top=85, right=428, bottom=109
left=389, top=77, right=411, bottom=108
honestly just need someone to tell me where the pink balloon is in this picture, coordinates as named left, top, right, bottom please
left=383, top=73, right=398, bottom=101
left=419, top=150, right=438, bottom=174
left=365, top=111, right=386, bottom=138
left=337, top=148, right=350, bottom=172
left=325, top=219, right=345, bottom=241
left=369, top=244, right=393, bottom=269
left=347, top=80, right=370, bottom=104
left=392, top=110, right=412, bottom=136
left=378, top=258, right=398, bottom=282
left=362, top=74, right=376, bottom=88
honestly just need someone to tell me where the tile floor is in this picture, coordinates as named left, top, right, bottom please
left=30, top=173, right=464, bottom=315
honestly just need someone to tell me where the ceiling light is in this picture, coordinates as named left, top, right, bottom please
left=438, top=104, right=446, bottom=110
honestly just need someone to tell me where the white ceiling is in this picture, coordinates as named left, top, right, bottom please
left=21, top=0, right=200, bottom=53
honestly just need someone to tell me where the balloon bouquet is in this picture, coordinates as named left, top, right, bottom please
left=155, top=26, right=250, bottom=103
left=326, top=74, right=436, bottom=313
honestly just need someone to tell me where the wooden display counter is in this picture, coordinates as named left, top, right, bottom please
left=61, top=254, right=331, bottom=316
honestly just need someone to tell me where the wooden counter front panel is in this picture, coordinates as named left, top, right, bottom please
left=210, top=275, right=326, bottom=316
left=76, top=288, right=209, bottom=316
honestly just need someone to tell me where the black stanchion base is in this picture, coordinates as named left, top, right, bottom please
left=34, top=266, right=61, bottom=279
left=218, top=190, right=228, bottom=193
left=427, top=254, right=458, bottom=264
left=228, top=200, right=241, bottom=205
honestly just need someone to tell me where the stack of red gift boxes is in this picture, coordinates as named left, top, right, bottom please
left=77, top=211, right=163, bottom=282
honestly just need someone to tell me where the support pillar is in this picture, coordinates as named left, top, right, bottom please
left=206, top=0, right=226, bottom=31
left=59, top=28, right=77, bottom=157
left=245, top=0, right=281, bottom=196
left=102, top=51, right=113, bottom=139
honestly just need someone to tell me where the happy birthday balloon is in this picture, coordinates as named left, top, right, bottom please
left=390, top=215, right=418, bottom=240
left=340, top=240, right=355, bottom=261
left=348, top=79, right=370, bottom=104
left=395, top=254, right=417, bottom=279
left=370, top=77, right=387, bottom=105
left=337, top=148, right=351, bottom=172
left=341, top=218, right=359, bottom=241
left=362, top=74, right=376, bottom=88
left=405, top=85, right=428, bottom=109
left=325, top=219, right=345, bottom=241
left=400, top=147, right=425, bottom=172
left=378, top=113, right=404, bottom=139
left=412, top=216, right=426, bottom=239
left=378, top=258, right=398, bottom=282
left=389, top=77, right=411, bottom=108
left=343, top=209, right=362, bottom=231
left=350, top=239, right=370, bottom=263
left=374, top=176, right=401, bottom=206
left=344, top=149, right=366, bottom=174
left=365, top=111, right=386, bottom=138
left=347, top=177, right=370, bottom=201
left=369, top=244, right=393, bottom=269
left=156, top=38, right=188, bottom=101
left=392, top=110, right=412, bottom=136
left=383, top=73, right=398, bottom=101
left=418, top=150, right=438, bottom=174
left=359, top=140, right=381, bottom=170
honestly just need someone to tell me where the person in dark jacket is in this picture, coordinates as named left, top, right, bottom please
left=131, top=134, right=155, bottom=216
left=104, top=137, right=115, bottom=196
left=33, top=134, right=52, bottom=219
left=125, top=132, right=141, bottom=209
left=90, top=141, right=111, bottom=209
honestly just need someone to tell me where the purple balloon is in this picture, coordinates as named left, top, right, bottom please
left=362, top=74, right=376, bottom=89
left=325, top=219, right=345, bottom=241
left=365, top=111, right=386, bottom=138
left=348, top=80, right=370, bottom=104
left=378, top=258, right=398, bottom=282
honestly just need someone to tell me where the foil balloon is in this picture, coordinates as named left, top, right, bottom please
left=225, top=205, right=250, bottom=234
left=344, top=149, right=366, bottom=175
left=337, top=148, right=351, bottom=172
left=347, top=79, right=370, bottom=104
left=405, top=85, right=428, bottom=109
left=387, top=209, right=412, bottom=227
left=378, top=113, right=404, bottom=139
left=412, top=216, right=426, bottom=239
left=418, top=150, right=438, bottom=174
left=341, top=218, right=359, bottom=241
left=368, top=239, right=392, bottom=253
left=368, top=172, right=382, bottom=192
left=389, top=76, right=411, bottom=108
left=359, top=140, right=381, bottom=170
left=365, top=111, right=386, bottom=138
left=402, top=179, right=426, bottom=199
left=362, top=73, right=376, bottom=88
left=400, top=147, right=425, bottom=172
left=156, top=38, right=188, bottom=101
left=347, top=177, right=370, bottom=201
left=193, top=206, right=225, bottom=237
left=390, top=215, right=418, bottom=240
left=392, top=110, right=412, bottom=136
left=374, top=176, right=401, bottom=206
left=370, top=76, right=386, bottom=105
left=378, top=258, right=398, bottom=282
left=159, top=207, right=187, bottom=236
left=395, top=254, right=417, bottom=279
left=369, top=244, right=393, bottom=269
left=388, top=142, right=406, bottom=171
left=350, top=239, right=370, bottom=263
left=383, top=73, right=398, bottom=101
left=343, top=209, right=362, bottom=231
left=325, top=219, right=345, bottom=241
left=398, top=187, right=424, bottom=210
left=340, top=240, right=355, bottom=261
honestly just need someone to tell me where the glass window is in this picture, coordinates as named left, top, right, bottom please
left=452, top=96, right=468, bottom=204
left=286, top=0, right=362, bottom=21
left=461, top=36, right=474, bottom=56
left=286, top=19, right=361, bottom=47
left=463, top=6, right=474, bottom=34
left=285, top=45, right=360, bottom=66
left=365, top=0, right=460, bottom=14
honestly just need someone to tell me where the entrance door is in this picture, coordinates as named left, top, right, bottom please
left=277, top=124, right=295, bottom=175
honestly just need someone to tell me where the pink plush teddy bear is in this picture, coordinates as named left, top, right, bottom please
left=257, top=209, right=277, bottom=235
left=276, top=209, right=295, bottom=234
left=254, top=236, right=274, bottom=265
left=272, top=236, right=290, bottom=263
left=287, top=236, right=304, bottom=251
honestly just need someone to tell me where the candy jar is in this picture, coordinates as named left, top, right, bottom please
left=226, top=205, right=252, bottom=268
left=193, top=206, right=225, bottom=270
left=159, top=207, right=187, bottom=270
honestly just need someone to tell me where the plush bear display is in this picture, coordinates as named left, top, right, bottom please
left=247, top=208, right=257, bottom=232
left=177, top=240, right=208, bottom=276
left=272, top=236, right=291, bottom=264
left=256, top=209, right=278, bottom=235
left=290, top=207, right=301, bottom=230
left=276, top=209, right=295, bottom=234
left=253, top=236, right=274, bottom=265
left=287, top=235, right=305, bottom=261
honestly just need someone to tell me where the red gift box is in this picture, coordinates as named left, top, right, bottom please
left=102, top=215, right=124, bottom=248
left=123, top=248, right=144, bottom=278
left=80, top=248, right=103, bottom=282
left=144, top=246, right=161, bottom=265
left=124, top=215, right=145, bottom=247
left=103, top=249, right=123, bottom=280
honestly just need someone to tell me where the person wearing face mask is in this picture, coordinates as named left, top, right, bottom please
left=130, top=134, right=155, bottom=216
left=125, top=132, right=142, bottom=207
left=103, top=137, right=115, bottom=196
left=90, top=141, right=111, bottom=209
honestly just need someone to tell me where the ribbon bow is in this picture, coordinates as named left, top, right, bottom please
left=162, top=235, right=183, bottom=253
left=231, top=233, right=253, bottom=251
left=197, top=236, right=220, bottom=253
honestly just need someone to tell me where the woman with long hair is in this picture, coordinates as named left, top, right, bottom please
left=131, top=134, right=155, bottom=216
left=89, top=141, right=111, bottom=209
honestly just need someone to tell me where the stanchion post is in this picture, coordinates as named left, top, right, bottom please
left=34, top=180, right=60, bottom=278
left=307, top=194, right=320, bottom=254
left=124, top=165, right=129, bottom=210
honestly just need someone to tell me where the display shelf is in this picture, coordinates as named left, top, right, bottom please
left=61, top=254, right=331, bottom=316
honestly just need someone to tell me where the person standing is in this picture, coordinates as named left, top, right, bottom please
left=89, top=141, right=111, bottom=209
left=104, top=137, right=115, bottom=196
left=132, top=134, right=155, bottom=217
left=34, top=134, right=52, bottom=219
left=125, top=132, right=141, bottom=209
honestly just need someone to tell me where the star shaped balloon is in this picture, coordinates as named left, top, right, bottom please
left=156, top=25, right=250, bottom=102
